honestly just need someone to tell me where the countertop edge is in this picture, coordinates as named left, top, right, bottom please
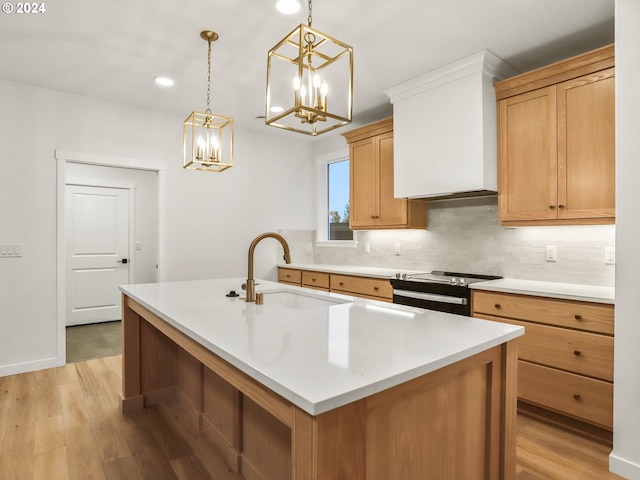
left=470, top=279, right=615, bottom=305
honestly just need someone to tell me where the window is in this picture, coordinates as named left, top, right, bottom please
left=328, top=159, right=353, bottom=240
left=315, top=149, right=356, bottom=245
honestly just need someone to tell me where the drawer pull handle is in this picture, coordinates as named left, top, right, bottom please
left=573, top=350, right=582, bottom=356
left=574, top=314, right=582, bottom=321
left=573, top=394, right=581, bottom=401
left=494, top=304, right=501, bottom=309
left=374, top=286, right=379, bottom=291
left=339, top=282, right=344, bottom=286
left=311, top=278, right=316, bottom=282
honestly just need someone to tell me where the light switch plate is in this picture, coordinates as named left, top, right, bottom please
left=0, top=244, right=22, bottom=257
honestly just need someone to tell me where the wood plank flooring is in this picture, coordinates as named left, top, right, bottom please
left=0, top=355, right=626, bottom=479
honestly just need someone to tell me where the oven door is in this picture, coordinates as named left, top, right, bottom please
left=392, top=289, right=470, bottom=316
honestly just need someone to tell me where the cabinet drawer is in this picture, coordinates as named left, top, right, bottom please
left=472, top=291, right=614, bottom=334
left=518, top=361, right=613, bottom=429
left=277, top=268, right=301, bottom=285
left=330, top=274, right=392, bottom=300
left=301, top=271, right=330, bottom=290
left=488, top=317, right=613, bottom=381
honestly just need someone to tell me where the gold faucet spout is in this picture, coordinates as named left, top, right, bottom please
left=246, top=232, right=291, bottom=302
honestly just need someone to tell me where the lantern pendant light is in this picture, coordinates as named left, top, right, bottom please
left=266, top=0, right=353, bottom=136
left=183, top=30, right=234, bottom=172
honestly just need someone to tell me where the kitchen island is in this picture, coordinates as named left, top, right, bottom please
left=120, top=278, right=523, bottom=480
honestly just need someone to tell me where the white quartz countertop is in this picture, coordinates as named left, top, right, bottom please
left=470, top=278, right=615, bottom=304
left=120, top=278, right=523, bottom=416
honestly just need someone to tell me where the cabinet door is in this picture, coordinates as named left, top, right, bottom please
left=349, top=137, right=379, bottom=228
left=498, top=86, right=558, bottom=222
left=557, top=68, right=615, bottom=220
left=377, top=132, right=409, bottom=227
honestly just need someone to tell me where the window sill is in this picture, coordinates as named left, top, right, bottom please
left=315, top=240, right=358, bottom=248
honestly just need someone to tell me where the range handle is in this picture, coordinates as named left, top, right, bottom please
left=392, top=289, right=467, bottom=305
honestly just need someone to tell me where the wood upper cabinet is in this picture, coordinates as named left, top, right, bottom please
left=342, top=118, right=427, bottom=230
left=495, top=45, right=615, bottom=226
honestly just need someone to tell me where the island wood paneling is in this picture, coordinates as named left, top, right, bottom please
left=122, top=294, right=518, bottom=480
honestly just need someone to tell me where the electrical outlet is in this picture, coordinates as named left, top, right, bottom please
left=545, top=245, right=557, bottom=262
left=605, top=247, right=616, bottom=265
left=394, top=244, right=401, bottom=256
left=364, top=243, right=370, bottom=254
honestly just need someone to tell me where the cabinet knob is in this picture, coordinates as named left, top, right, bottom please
left=573, top=350, right=582, bottom=356
left=558, top=204, right=565, bottom=209
left=311, top=278, right=316, bottom=282
left=574, top=314, right=582, bottom=321
left=373, top=286, right=379, bottom=291
left=573, top=394, right=581, bottom=401
left=494, top=303, right=501, bottom=309
left=549, top=205, right=556, bottom=210
left=339, top=282, right=344, bottom=286
left=286, top=274, right=291, bottom=278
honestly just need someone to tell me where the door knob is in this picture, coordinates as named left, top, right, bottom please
left=117, top=258, right=128, bottom=264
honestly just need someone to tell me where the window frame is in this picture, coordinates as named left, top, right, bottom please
left=315, top=148, right=357, bottom=247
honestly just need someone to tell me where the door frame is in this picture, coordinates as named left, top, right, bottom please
left=56, top=149, right=166, bottom=365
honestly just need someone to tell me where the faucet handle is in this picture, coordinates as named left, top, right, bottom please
left=241, top=283, right=246, bottom=291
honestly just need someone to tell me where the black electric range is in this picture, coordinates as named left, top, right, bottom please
left=390, top=270, right=502, bottom=316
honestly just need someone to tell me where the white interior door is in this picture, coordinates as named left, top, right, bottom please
left=65, top=184, right=131, bottom=326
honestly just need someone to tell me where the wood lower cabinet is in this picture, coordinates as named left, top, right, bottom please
left=495, top=44, right=615, bottom=226
left=301, top=270, right=330, bottom=291
left=277, top=267, right=301, bottom=286
left=329, top=273, right=392, bottom=301
left=472, top=290, right=614, bottom=439
left=342, top=117, right=427, bottom=230
left=278, top=267, right=392, bottom=302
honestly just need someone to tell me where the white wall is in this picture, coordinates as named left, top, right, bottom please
left=0, top=79, right=314, bottom=376
left=610, top=0, right=640, bottom=477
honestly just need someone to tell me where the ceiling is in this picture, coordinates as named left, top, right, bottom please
left=0, top=0, right=614, bottom=137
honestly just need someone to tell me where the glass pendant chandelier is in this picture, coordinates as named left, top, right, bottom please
left=266, top=0, right=353, bottom=136
left=183, top=30, right=234, bottom=172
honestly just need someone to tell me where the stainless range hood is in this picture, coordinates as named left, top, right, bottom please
left=384, top=50, right=519, bottom=200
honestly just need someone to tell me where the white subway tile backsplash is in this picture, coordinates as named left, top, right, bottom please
left=280, top=197, right=615, bottom=287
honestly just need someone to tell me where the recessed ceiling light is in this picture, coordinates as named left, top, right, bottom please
left=154, top=76, right=175, bottom=87
left=274, top=0, right=301, bottom=15
left=270, top=106, right=284, bottom=113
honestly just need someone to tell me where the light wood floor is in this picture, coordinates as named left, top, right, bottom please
left=0, top=355, right=626, bottom=480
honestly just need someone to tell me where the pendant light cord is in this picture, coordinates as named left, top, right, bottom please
left=206, top=39, right=212, bottom=114
left=307, top=0, right=312, bottom=26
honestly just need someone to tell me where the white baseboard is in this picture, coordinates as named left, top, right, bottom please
left=610, top=452, right=640, bottom=479
left=0, top=356, right=64, bottom=377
